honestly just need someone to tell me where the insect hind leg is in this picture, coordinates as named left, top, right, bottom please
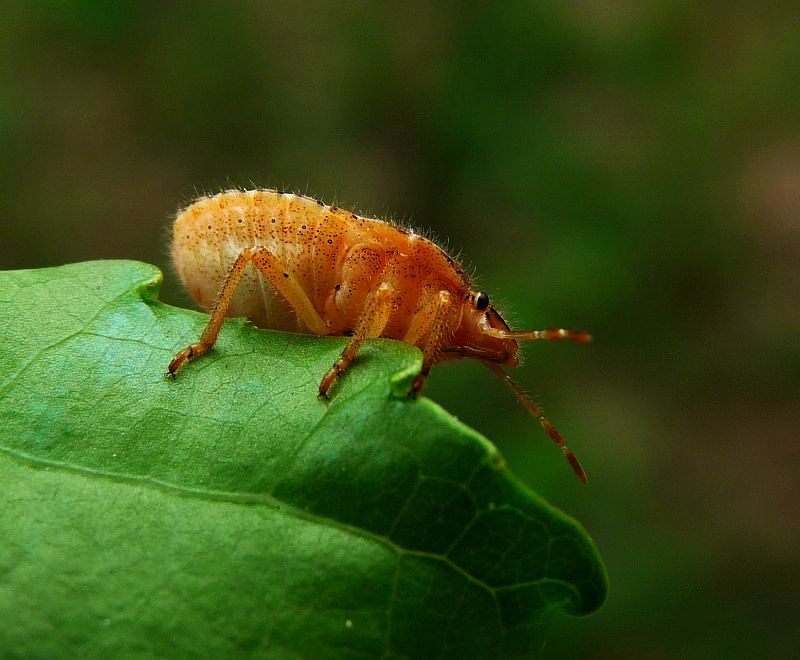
left=167, top=246, right=327, bottom=378
left=167, top=248, right=257, bottom=377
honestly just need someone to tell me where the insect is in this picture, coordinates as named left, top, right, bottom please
left=168, top=189, right=592, bottom=482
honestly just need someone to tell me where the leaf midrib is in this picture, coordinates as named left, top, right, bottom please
left=0, top=443, right=580, bottom=610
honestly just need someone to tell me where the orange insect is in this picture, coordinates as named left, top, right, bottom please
left=168, top=189, right=592, bottom=482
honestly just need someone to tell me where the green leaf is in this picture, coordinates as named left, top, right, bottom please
left=0, top=261, right=606, bottom=659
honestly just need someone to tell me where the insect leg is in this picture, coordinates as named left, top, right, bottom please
left=401, top=286, right=441, bottom=347
left=250, top=249, right=327, bottom=334
left=167, top=247, right=257, bottom=377
left=318, top=282, right=394, bottom=398
left=410, top=290, right=454, bottom=394
left=167, top=247, right=327, bottom=378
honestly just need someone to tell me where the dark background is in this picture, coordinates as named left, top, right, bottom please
left=2, top=2, right=798, bottom=657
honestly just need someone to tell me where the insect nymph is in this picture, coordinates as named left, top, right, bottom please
left=168, top=189, right=592, bottom=482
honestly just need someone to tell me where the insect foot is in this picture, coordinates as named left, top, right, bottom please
left=409, top=372, right=428, bottom=397
left=166, top=348, right=191, bottom=379
left=166, top=343, right=207, bottom=379
left=318, top=359, right=346, bottom=399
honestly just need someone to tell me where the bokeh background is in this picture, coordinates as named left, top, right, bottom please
left=2, top=2, right=798, bottom=657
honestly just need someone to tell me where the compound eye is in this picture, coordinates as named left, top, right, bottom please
left=475, top=291, right=489, bottom=311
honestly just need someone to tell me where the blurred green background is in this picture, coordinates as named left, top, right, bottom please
left=1, top=2, right=798, bottom=657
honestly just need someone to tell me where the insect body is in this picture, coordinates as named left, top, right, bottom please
left=168, top=189, right=592, bottom=482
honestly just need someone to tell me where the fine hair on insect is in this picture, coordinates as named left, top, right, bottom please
left=167, top=189, right=592, bottom=482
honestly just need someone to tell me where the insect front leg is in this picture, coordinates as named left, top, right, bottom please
left=407, top=289, right=454, bottom=395
left=318, top=282, right=394, bottom=398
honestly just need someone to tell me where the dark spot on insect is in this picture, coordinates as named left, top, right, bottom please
left=331, top=205, right=338, bottom=212
left=335, top=284, right=341, bottom=291
left=283, top=272, right=289, bottom=278
left=301, top=224, right=306, bottom=229
left=207, top=225, right=212, bottom=230
left=316, top=199, right=323, bottom=206
left=237, top=218, right=243, bottom=223
left=271, top=218, right=276, bottom=223
left=327, top=239, right=333, bottom=244
left=476, top=291, right=490, bottom=310
left=343, top=329, right=354, bottom=337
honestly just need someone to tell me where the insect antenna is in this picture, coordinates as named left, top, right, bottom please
left=483, top=362, right=588, bottom=484
left=502, top=328, right=593, bottom=343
